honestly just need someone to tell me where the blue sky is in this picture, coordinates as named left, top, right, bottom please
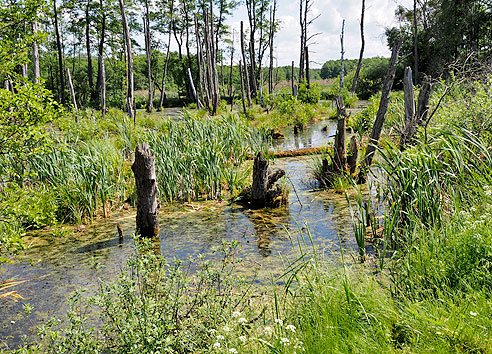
left=225, top=0, right=413, bottom=67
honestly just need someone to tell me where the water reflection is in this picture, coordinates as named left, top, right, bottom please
left=1, top=119, right=363, bottom=349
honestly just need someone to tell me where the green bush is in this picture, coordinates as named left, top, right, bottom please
left=297, top=82, right=321, bottom=104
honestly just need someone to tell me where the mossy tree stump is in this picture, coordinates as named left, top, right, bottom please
left=131, top=143, right=159, bottom=237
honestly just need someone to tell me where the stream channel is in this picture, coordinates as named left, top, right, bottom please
left=1, top=108, right=374, bottom=349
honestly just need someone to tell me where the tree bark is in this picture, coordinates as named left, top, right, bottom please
left=96, top=0, right=106, bottom=95
left=305, top=46, right=310, bottom=89
left=132, top=143, right=160, bottom=237
left=291, top=60, right=295, bottom=96
left=99, top=54, right=106, bottom=117
left=413, top=0, right=419, bottom=84
left=159, top=9, right=173, bottom=109
left=32, top=21, right=40, bottom=83
left=66, top=67, right=78, bottom=111
left=358, top=38, right=403, bottom=183
left=251, top=152, right=285, bottom=208
left=351, top=0, right=365, bottom=93
left=347, top=136, right=358, bottom=175
left=53, top=0, right=66, bottom=105
left=400, top=67, right=417, bottom=148
left=143, top=8, right=153, bottom=112
left=239, top=61, right=247, bottom=113
left=268, top=0, right=277, bottom=95
left=119, top=0, right=135, bottom=122
left=85, top=0, right=94, bottom=97
left=187, top=68, right=201, bottom=108
left=333, top=95, right=347, bottom=172
left=240, top=21, right=252, bottom=107
left=340, top=20, right=345, bottom=89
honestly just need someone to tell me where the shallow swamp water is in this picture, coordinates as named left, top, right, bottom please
left=1, top=109, right=374, bottom=349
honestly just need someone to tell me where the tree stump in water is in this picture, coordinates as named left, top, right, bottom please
left=347, top=136, right=358, bottom=175
left=250, top=152, right=286, bottom=208
left=131, top=143, right=160, bottom=237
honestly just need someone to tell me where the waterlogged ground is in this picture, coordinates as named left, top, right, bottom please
left=0, top=115, right=371, bottom=349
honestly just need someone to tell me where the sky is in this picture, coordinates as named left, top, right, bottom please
left=225, top=0, right=414, bottom=68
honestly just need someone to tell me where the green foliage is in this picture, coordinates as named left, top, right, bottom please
left=297, top=82, right=320, bottom=104
left=0, top=184, right=57, bottom=230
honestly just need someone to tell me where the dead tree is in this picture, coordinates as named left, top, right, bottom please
left=187, top=68, right=201, bottom=108
left=99, top=54, right=106, bottom=118
left=351, top=0, right=365, bottom=93
left=119, top=0, right=135, bottom=122
left=143, top=2, right=153, bottom=113
left=53, top=0, right=65, bottom=105
left=32, top=21, right=40, bottom=83
left=305, top=46, right=310, bottom=89
left=239, top=61, right=247, bottom=113
left=400, top=69, right=432, bottom=149
left=291, top=60, right=295, bottom=96
left=358, top=38, right=403, bottom=183
left=240, top=21, right=252, bottom=107
left=159, top=2, right=174, bottom=110
left=66, top=67, right=78, bottom=111
left=203, top=3, right=220, bottom=115
left=413, top=0, right=419, bottom=84
left=333, top=96, right=347, bottom=172
left=340, top=20, right=345, bottom=90
left=132, top=143, right=160, bottom=237
left=250, top=152, right=286, bottom=208
left=268, top=0, right=277, bottom=95
left=347, top=136, right=358, bottom=175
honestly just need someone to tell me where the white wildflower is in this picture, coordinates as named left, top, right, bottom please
left=263, top=326, right=274, bottom=335
left=470, top=311, right=478, bottom=316
left=222, top=326, right=231, bottom=332
left=274, top=318, right=284, bottom=326
left=286, top=324, right=296, bottom=333
left=280, top=337, right=290, bottom=345
left=217, top=335, right=225, bottom=341
left=209, top=329, right=217, bottom=334
left=232, top=311, right=241, bottom=318
left=239, top=336, right=247, bottom=343
left=213, top=342, right=221, bottom=348
left=229, top=349, right=238, bottom=353
left=238, top=317, right=247, bottom=324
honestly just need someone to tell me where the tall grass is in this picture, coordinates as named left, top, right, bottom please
left=147, top=112, right=265, bottom=202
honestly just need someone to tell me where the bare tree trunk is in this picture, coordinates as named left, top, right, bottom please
left=119, top=0, right=135, bottom=122
left=299, top=0, right=305, bottom=81
left=66, top=67, right=78, bottom=111
left=143, top=7, right=153, bottom=113
left=259, top=70, right=264, bottom=106
left=291, top=60, right=295, bottom=96
left=333, top=95, right=346, bottom=173
left=413, top=0, right=419, bottom=84
left=305, top=46, right=310, bottom=89
left=159, top=20, right=173, bottom=109
left=187, top=68, right=201, bottom=108
left=85, top=0, right=94, bottom=98
left=347, top=136, right=358, bottom=175
left=358, top=38, right=403, bottom=183
left=351, top=0, right=365, bottom=93
left=268, top=0, right=276, bottom=95
left=96, top=0, right=106, bottom=95
left=228, top=30, right=235, bottom=99
left=416, top=75, right=432, bottom=125
left=99, top=54, right=106, bottom=118
left=340, top=20, right=345, bottom=90
left=53, top=0, right=66, bottom=105
left=32, top=21, right=40, bottom=83
left=240, top=21, right=252, bottom=107
left=239, top=61, right=247, bottom=113
left=400, top=67, right=417, bottom=148
left=132, top=143, right=160, bottom=237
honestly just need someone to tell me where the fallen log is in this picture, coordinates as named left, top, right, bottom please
left=247, top=146, right=330, bottom=160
